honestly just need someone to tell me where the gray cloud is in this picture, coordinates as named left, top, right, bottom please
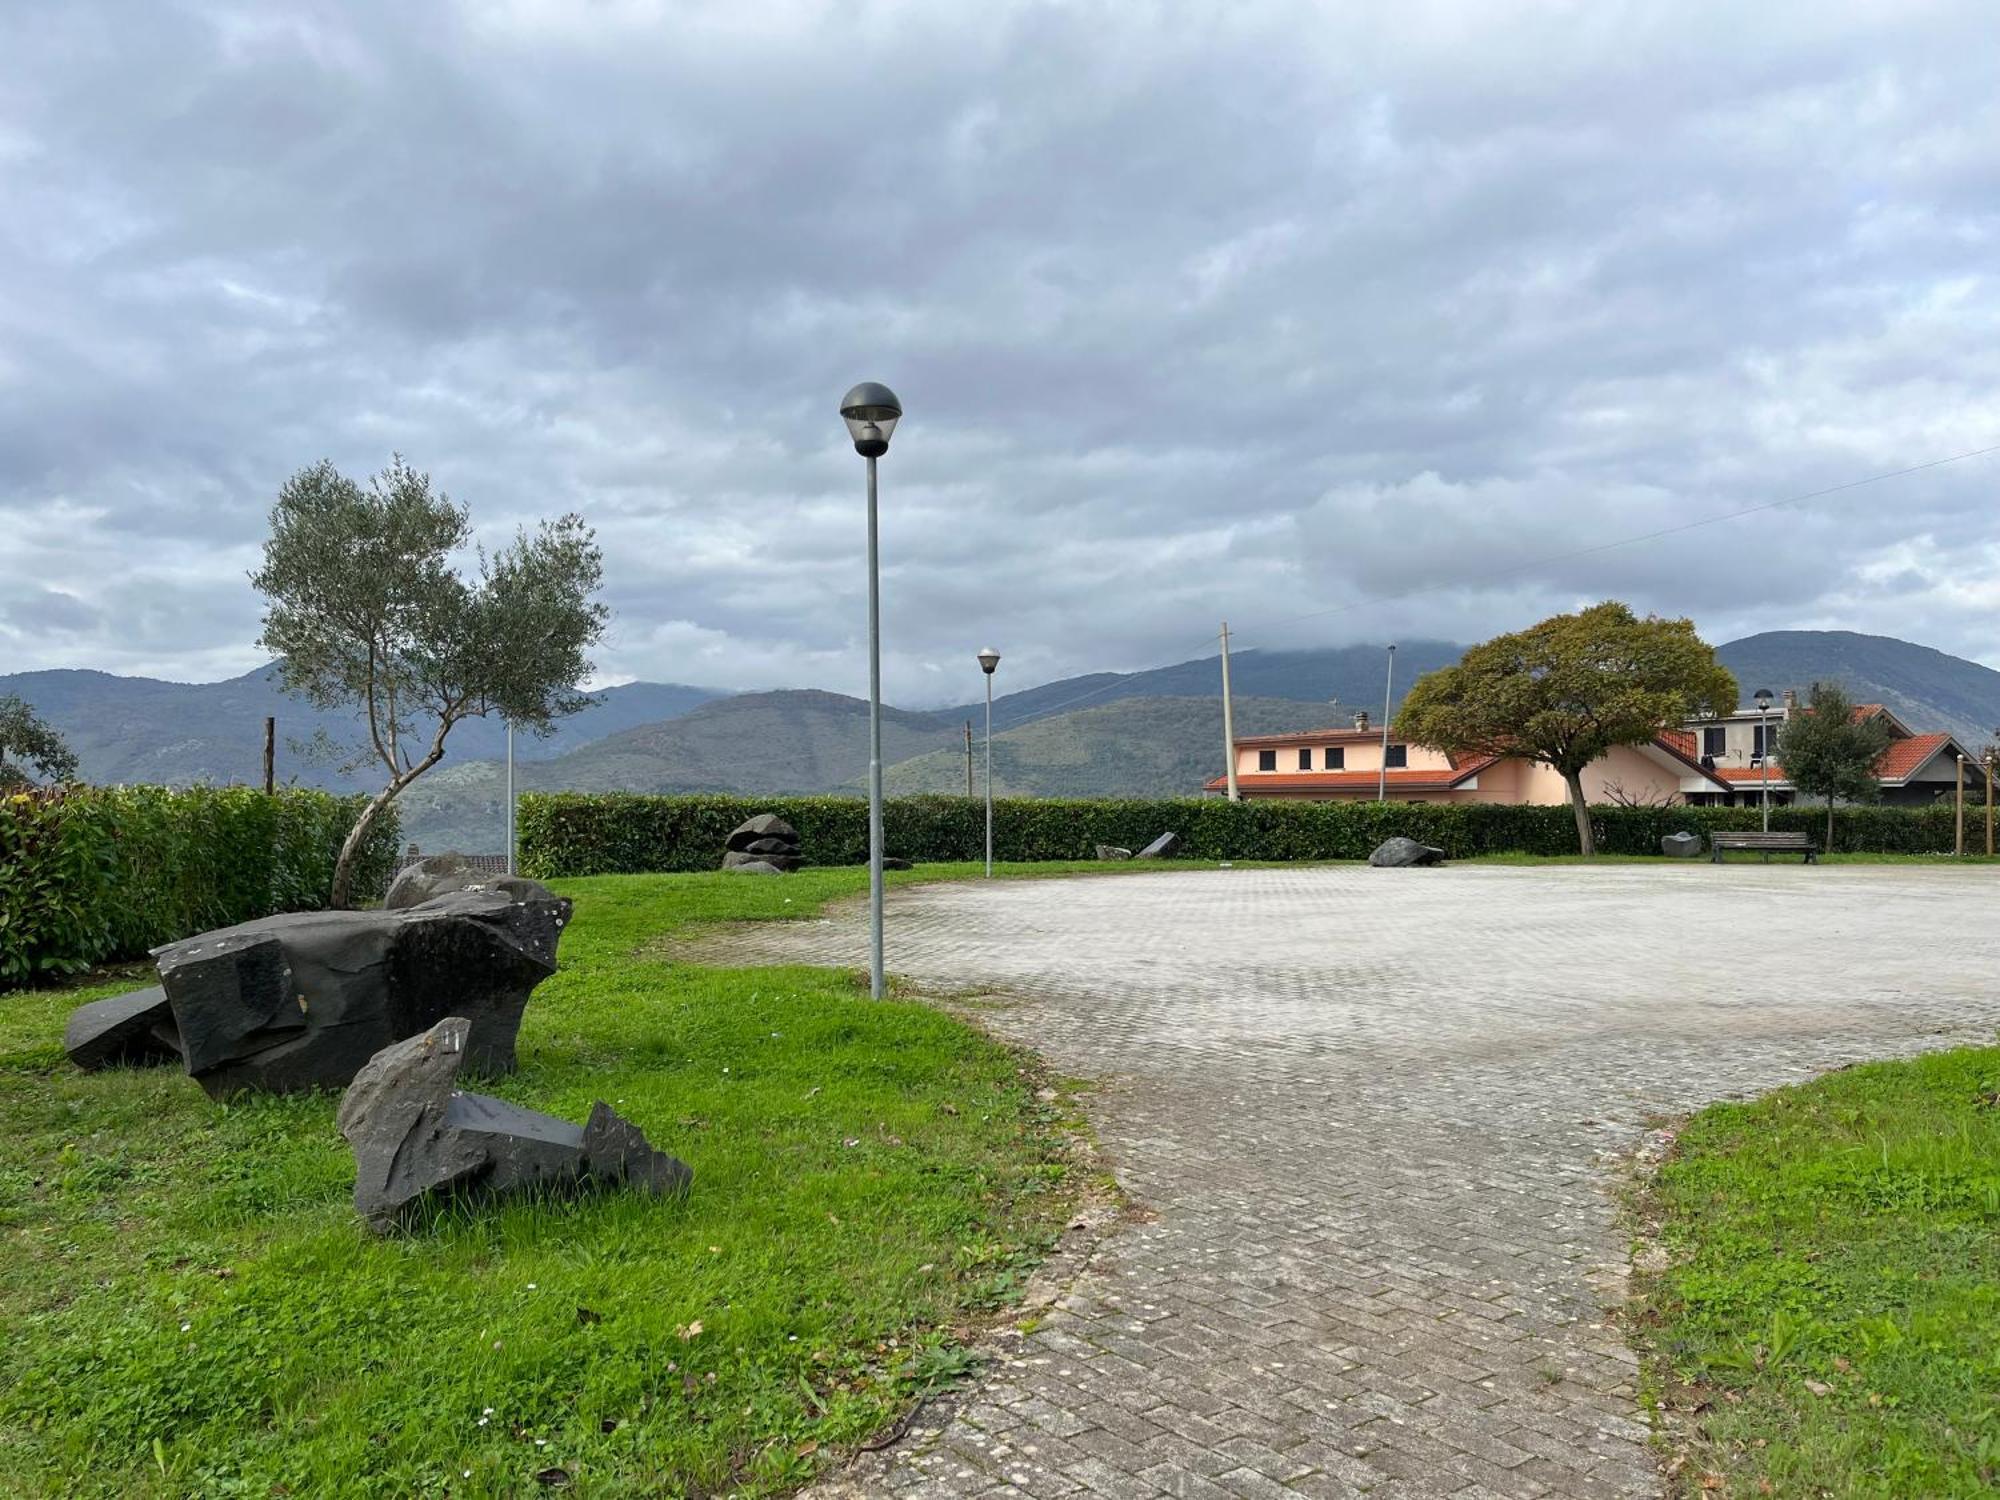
left=3, top=0, right=1997, bottom=703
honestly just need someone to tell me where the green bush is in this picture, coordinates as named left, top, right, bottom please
left=518, top=791, right=1969, bottom=877
left=0, top=786, right=397, bottom=988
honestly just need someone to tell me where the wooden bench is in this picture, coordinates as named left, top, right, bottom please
left=1711, top=830, right=1817, bottom=863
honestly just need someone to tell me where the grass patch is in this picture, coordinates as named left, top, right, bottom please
left=1631, top=1046, right=2000, bottom=1497
left=0, top=868, right=1092, bottom=1497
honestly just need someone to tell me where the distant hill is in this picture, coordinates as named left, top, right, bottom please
left=969, top=640, right=1466, bottom=730
left=0, top=664, right=725, bottom=791
left=883, top=695, right=1343, bottom=799
left=1714, top=631, right=2000, bottom=747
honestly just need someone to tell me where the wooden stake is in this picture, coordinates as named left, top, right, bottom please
left=263, top=716, right=276, bottom=794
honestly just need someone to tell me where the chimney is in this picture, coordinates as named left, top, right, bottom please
left=1781, top=688, right=1798, bottom=717
left=1352, top=710, right=1370, bottom=732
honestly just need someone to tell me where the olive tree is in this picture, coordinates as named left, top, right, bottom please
left=0, top=695, right=79, bottom=789
left=1776, top=682, right=1893, bottom=848
left=1396, top=601, right=1738, bottom=855
left=252, top=457, right=608, bottom=907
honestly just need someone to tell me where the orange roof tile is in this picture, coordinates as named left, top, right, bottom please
left=1876, top=733, right=1952, bottom=780
left=1204, top=762, right=1497, bottom=794
left=1659, top=729, right=1697, bottom=759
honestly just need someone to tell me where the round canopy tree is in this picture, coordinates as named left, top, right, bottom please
left=252, top=457, right=609, bottom=907
left=0, top=695, right=79, bottom=790
left=1396, top=601, right=1738, bottom=855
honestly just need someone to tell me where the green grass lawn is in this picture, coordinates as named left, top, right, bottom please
left=0, top=866, right=1108, bottom=1498
left=1633, top=1047, right=2000, bottom=1497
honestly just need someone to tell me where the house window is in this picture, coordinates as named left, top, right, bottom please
left=1753, top=723, right=1778, bottom=759
left=1702, top=725, right=1725, bottom=757
left=1258, top=749, right=1277, bottom=771
left=1385, top=744, right=1408, bottom=768
left=1298, top=748, right=1312, bottom=770
left=1325, top=746, right=1344, bottom=770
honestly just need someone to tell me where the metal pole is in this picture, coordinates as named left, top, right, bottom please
left=1378, top=644, right=1396, bottom=802
left=1955, top=755, right=1965, bottom=857
left=1219, top=622, right=1239, bottom=801
left=964, top=720, right=973, bottom=798
left=1986, top=753, right=1995, bottom=858
left=505, top=722, right=516, bottom=875
left=984, top=672, right=994, bottom=877
left=866, top=453, right=885, bottom=1000
left=1760, top=708, right=1770, bottom=832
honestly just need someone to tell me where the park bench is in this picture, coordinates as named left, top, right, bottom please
left=1711, top=830, right=1817, bottom=864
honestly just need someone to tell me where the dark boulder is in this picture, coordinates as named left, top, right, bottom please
left=724, top=858, right=787, bottom=875
left=722, top=851, right=800, bottom=873
left=153, top=887, right=570, bottom=1099
left=1135, top=832, right=1181, bottom=859
left=1095, top=845, right=1133, bottom=861
left=882, top=856, right=913, bottom=871
left=338, top=1018, right=690, bottom=1233
left=1368, top=836, right=1446, bottom=867
left=725, top=814, right=799, bottom=852
left=1660, top=831, right=1704, bottom=859
left=385, top=852, right=557, bottom=911
left=64, top=986, right=182, bottom=1071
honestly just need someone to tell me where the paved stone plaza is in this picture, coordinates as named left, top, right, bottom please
left=719, top=864, right=2000, bottom=1499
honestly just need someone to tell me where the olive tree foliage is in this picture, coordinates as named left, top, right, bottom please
left=1395, top=601, right=1738, bottom=855
left=252, top=457, right=609, bottom=907
left=1776, top=682, right=1894, bottom=847
left=0, top=695, right=79, bottom=789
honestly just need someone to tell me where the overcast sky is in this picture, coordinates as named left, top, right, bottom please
left=4, top=1, right=1997, bottom=705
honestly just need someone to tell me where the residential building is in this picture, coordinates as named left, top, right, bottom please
left=1204, top=701, right=1976, bottom=807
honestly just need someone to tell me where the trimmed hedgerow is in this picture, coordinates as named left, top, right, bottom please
left=517, top=791, right=1968, bottom=877
left=0, top=785, right=398, bottom=988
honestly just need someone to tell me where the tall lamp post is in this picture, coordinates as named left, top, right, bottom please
left=840, top=381, right=903, bottom=1001
left=1377, top=644, right=1396, bottom=803
left=1986, top=741, right=1996, bottom=858
left=977, top=648, right=1001, bottom=875
left=1753, top=688, right=1774, bottom=832
left=505, top=721, right=516, bottom=876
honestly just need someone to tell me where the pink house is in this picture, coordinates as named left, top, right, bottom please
left=1202, top=710, right=1726, bottom=805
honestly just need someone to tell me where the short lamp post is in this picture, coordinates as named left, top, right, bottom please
left=1985, top=741, right=1996, bottom=858
left=1753, top=688, right=1774, bottom=832
left=977, top=647, right=1001, bottom=877
left=840, top=381, right=903, bottom=1001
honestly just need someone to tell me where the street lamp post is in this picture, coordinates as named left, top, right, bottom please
left=977, top=648, right=1000, bottom=876
left=505, top=721, right=515, bottom=876
left=1753, top=688, right=1774, bottom=832
left=1377, top=644, right=1396, bottom=803
left=1986, top=741, right=1996, bottom=858
left=840, top=381, right=903, bottom=1001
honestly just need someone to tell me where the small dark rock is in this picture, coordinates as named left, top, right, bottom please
left=1660, top=831, right=1703, bottom=859
left=881, top=856, right=913, bottom=871
left=1368, top=836, right=1446, bottom=867
left=385, top=852, right=558, bottom=911
left=724, top=859, right=787, bottom=875
left=1135, top=832, right=1181, bottom=859
left=725, top=814, right=799, bottom=852
left=1095, top=845, right=1133, bottom=861
left=64, top=986, right=182, bottom=1071
left=338, top=1018, right=691, bottom=1233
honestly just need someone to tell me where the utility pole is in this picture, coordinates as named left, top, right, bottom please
left=1377, top=644, right=1396, bottom=802
left=1955, top=754, right=1965, bottom=857
left=1219, top=622, right=1239, bottom=801
left=262, top=717, right=275, bottom=795
left=964, top=720, right=974, bottom=797
left=1985, top=746, right=1995, bottom=858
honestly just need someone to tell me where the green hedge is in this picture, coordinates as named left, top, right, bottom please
left=518, top=792, right=1971, bottom=877
left=0, top=785, right=399, bottom=988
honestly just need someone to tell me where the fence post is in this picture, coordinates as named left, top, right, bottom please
left=262, top=717, right=275, bottom=795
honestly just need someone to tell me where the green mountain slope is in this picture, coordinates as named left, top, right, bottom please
left=882, top=695, right=1346, bottom=799
left=1714, top=631, right=2000, bottom=746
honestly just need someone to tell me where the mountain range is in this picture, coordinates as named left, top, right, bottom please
left=7, top=629, right=1997, bottom=851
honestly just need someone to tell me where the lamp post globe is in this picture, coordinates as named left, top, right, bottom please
left=1753, top=688, right=1775, bottom=832
left=840, top=383, right=902, bottom=458
left=840, top=380, right=904, bottom=1000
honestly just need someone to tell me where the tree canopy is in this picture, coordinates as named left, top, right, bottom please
left=1776, top=682, right=1894, bottom=846
left=253, top=457, right=608, bottom=905
left=1395, top=601, right=1738, bottom=854
left=0, top=695, right=79, bottom=789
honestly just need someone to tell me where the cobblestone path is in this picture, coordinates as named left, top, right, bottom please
left=708, top=864, right=2000, bottom=1499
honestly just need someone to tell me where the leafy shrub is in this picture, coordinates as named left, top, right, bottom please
left=0, top=786, right=397, bottom=988
left=518, top=791, right=1969, bottom=877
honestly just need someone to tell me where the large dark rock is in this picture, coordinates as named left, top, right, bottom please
left=385, top=852, right=558, bottom=911
left=153, top=887, right=570, bottom=1099
left=1368, top=836, right=1446, bottom=867
left=1660, top=831, right=1704, bottom=859
left=64, top=986, right=182, bottom=1071
left=1135, top=832, right=1181, bottom=859
left=723, top=859, right=787, bottom=876
left=725, top=814, right=799, bottom=852
left=722, top=850, right=801, bottom=873
left=338, top=1018, right=691, bottom=1233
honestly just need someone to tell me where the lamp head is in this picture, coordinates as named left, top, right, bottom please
left=839, top=382, right=902, bottom=457
left=976, top=647, right=1001, bottom=676
left=1753, top=688, right=1774, bottom=710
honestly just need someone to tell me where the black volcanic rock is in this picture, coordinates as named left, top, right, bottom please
left=63, top=986, right=182, bottom=1071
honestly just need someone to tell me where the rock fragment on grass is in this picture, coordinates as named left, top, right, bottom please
left=63, top=986, right=182, bottom=1071
left=1367, top=836, right=1446, bottom=867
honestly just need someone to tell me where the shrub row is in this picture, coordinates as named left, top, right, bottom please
left=0, top=785, right=399, bottom=988
left=518, top=791, right=1973, bottom=877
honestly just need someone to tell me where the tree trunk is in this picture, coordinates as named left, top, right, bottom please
left=1826, top=794, right=1836, bottom=854
left=329, top=748, right=445, bottom=908
left=1564, top=768, right=1595, bottom=856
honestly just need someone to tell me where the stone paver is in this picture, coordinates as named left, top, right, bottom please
left=715, top=865, right=2000, bottom=1498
